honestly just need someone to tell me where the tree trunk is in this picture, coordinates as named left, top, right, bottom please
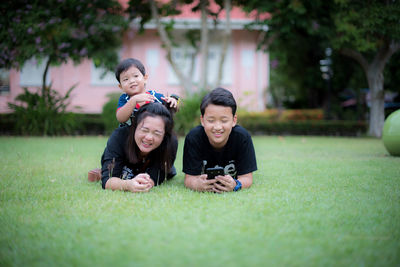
left=215, top=0, right=231, bottom=87
left=199, top=0, right=209, bottom=91
left=149, top=0, right=193, bottom=93
left=42, top=57, right=51, bottom=98
left=340, top=41, right=400, bottom=138
left=367, top=67, right=385, bottom=137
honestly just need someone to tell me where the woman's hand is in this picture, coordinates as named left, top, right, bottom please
left=125, top=173, right=154, bottom=193
left=213, top=175, right=236, bottom=193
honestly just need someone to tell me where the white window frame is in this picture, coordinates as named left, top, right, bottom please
left=20, top=58, right=51, bottom=87
left=241, top=49, right=255, bottom=68
left=90, top=63, right=117, bottom=86
left=146, top=49, right=160, bottom=73
left=167, top=46, right=198, bottom=85
left=0, top=68, right=10, bottom=95
left=207, top=44, right=233, bottom=85
left=167, top=43, right=233, bottom=86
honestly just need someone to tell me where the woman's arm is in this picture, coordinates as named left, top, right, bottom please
left=105, top=174, right=154, bottom=193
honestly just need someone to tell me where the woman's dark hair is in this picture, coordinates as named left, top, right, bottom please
left=115, top=58, right=146, bottom=83
left=126, top=103, right=176, bottom=172
left=200, top=87, right=237, bottom=116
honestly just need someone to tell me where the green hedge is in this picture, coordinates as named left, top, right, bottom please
left=0, top=113, right=367, bottom=136
left=0, top=113, right=105, bottom=136
left=236, top=110, right=367, bottom=136
left=0, top=114, right=15, bottom=135
left=73, top=113, right=105, bottom=135
left=237, top=118, right=367, bottom=136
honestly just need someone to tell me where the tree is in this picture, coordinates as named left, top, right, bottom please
left=127, top=0, right=233, bottom=93
left=241, top=0, right=400, bottom=137
left=241, top=1, right=337, bottom=111
left=0, top=0, right=129, bottom=96
left=333, top=0, right=400, bottom=137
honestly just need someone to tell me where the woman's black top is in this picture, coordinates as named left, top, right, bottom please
left=100, top=126, right=177, bottom=189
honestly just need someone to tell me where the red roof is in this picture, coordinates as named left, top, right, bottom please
left=170, top=0, right=270, bottom=21
left=120, top=0, right=270, bottom=21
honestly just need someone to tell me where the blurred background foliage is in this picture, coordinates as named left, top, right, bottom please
left=0, top=0, right=399, bottom=136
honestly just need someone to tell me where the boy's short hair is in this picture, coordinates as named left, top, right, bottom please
left=115, top=58, right=146, bottom=83
left=200, top=87, right=237, bottom=116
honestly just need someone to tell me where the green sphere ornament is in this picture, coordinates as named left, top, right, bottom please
left=382, top=109, right=400, bottom=156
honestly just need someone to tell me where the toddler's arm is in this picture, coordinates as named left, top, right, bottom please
left=116, top=93, right=155, bottom=123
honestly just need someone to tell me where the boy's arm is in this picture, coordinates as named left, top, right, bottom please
left=237, top=172, right=253, bottom=188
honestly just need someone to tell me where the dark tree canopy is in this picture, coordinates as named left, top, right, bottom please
left=240, top=0, right=400, bottom=137
left=0, top=0, right=129, bottom=72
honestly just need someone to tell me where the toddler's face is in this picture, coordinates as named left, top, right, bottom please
left=119, top=66, right=148, bottom=96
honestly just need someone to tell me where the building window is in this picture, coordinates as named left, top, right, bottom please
left=241, top=49, right=254, bottom=68
left=207, top=44, right=232, bottom=85
left=146, top=49, right=159, bottom=71
left=90, top=63, right=116, bottom=86
left=0, top=69, right=10, bottom=95
left=167, top=44, right=232, bottom=86
left=168, top=47, right=198, bottom=85
left=20, top=58, right=51, bottom=87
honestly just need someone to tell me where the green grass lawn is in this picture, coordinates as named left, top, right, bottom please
left=0, top=136, right=399, bottom=266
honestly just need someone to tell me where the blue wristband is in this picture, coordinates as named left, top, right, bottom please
left=233, top=179, right=242, bottom=191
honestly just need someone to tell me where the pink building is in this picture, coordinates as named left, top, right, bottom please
left=0, top=2, right=269, bottom=114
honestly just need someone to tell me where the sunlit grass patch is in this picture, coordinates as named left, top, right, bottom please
left=0, top=136, right=399, bottom=266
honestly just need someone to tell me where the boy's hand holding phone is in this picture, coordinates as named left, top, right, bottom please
left=213, top=175, right=236, bottom=193
left=195, top=174, right=216, bottom=192
left=205, top=167, right=235, bottom=193
left=205, top=167, right=224, bottom=180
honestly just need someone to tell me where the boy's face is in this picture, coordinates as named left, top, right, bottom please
left=118, top=66, right=148, bottom=96
left=200, top=104, right=237, bottom=149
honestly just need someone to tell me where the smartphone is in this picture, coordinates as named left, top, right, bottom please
left=205, top=167, right=224, bottom=180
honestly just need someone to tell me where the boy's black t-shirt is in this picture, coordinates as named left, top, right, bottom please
left=183, top=125, right=257, bottom=179
left=101, top=126, right=177, bottom=189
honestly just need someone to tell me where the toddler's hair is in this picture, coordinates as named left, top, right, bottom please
left=115, top=58, right=146, bottom=83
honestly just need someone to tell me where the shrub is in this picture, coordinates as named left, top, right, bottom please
left=73, top=114, right=105, bottom=135
left=0, top=106, right=367, bottom=136
left=237, top=116, right=367, bottom=136
left=101, top=92, right=120, bottom=135
left=174, top=91, right=206, bottom=135
left=0, top=113, right=15, bottom=135
left=8, top=85, right=77, bottom=135
left=237, top=109, right=324, bottom=122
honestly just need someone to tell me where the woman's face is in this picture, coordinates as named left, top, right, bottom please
left=134, top=115, right=165, bottom=156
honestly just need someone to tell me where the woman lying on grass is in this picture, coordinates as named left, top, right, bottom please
left=96, top=102, right=178, bottom=192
